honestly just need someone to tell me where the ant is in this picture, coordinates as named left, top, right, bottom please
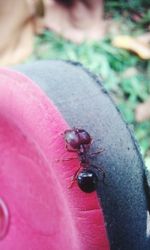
left=63, top=128, right=105, bottom=193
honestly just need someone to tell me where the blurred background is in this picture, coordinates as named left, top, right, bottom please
left=0, top=0, right=150, bottom=166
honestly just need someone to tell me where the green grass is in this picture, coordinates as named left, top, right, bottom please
left=27, top=11, right=150, bottom=167
left=105, top=0, right=150, bottom=13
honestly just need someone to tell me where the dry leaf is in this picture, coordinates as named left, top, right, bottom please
left=112, top=34, right=150, bottom=60
left=137, top=33, right=150, bottom=44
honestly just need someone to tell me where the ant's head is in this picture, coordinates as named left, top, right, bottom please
left=64, top=128, right=92, bottom=149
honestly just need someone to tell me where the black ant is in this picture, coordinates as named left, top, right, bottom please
left=63, top=128, right=105, bottom=193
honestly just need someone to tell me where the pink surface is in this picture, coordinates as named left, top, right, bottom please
left=0, top=68, right=110, bottom=250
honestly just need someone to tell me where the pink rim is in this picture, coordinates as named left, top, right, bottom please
left=0, top=68, right=110, bottom=250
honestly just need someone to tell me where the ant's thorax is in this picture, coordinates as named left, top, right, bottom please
left=78, top=144, right=89, bottom=165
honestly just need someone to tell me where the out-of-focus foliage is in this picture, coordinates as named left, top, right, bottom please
left=28, top=1, right=150, bottom=167
left=105, top=0, right=150, bottom=13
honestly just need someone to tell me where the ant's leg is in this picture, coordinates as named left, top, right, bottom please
left=56, top=156, right=78, bottom=162
left=89, top=148, right=105, bottom=158
left=68, top=167, right=82, bottom=188
left=61, top=145, right=78, bottom=161
left=65, top=144, right=77, bottom=152
left=91, top=165, right=106, bottom=184
left=62, top=156, right=78, bottom=161
left=56, top=145, right=78, bottom=162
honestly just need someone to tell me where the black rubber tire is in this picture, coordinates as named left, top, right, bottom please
left=15, top=60, right=150, bottom=250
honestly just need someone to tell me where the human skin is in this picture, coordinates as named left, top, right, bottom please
left=44, top=0, right=105, bottom=43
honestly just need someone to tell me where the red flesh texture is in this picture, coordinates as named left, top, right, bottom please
left=0, top=68, right=110, bottom=250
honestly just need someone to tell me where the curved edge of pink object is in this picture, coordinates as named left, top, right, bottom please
left=0, top=67, right=110, bottom=250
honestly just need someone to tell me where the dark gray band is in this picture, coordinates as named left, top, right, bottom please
left=15, top=60, right=149, bottom=250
